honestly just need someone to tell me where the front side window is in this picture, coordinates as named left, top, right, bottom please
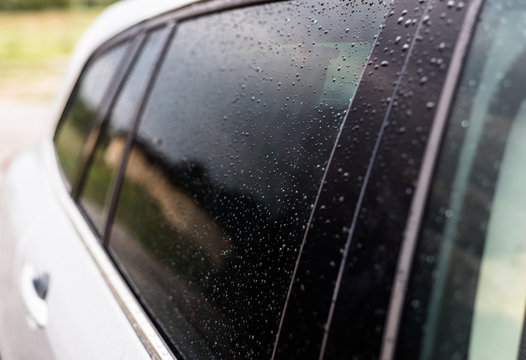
left=54, top=42, right=127, bottom=186
left=396, top=1, right=526, bottom=359
left=109, top=1, right=388, bottom=358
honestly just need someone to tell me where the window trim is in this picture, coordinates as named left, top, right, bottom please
left=379, top=0, right=487, bottom=359
left=46, top=135, right=176, bottom=359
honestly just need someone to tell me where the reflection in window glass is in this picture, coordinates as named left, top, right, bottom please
left=396, top=1, right=526, bottom=360
left=54, top=43, right=127, bottom=186
left=109, top=1, right=388, bottom=359
left=80, top=28, right=169, bottom=235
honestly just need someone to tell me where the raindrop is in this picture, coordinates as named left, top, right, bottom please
left=402, top=43, right=409, bottom=51
left=426, top=101, right=435, bottom=109
left=447, top=0, right=455, bottom=8
left=419, top=76, right=428, bottom=85
left=461, top=120, right=469, bottom=128
left=457, top=1, right=465, bottom=10
left=380, top=60, right=389, bottom=67
left=398, top=126, right=406, bottom=134
left=395, top=35, right=402, bottom=44
left=345, top=28, right=350, bottom=33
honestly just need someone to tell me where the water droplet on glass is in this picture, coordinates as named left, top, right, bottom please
left=426, top=101, right=435, bottom=109
left=380, top=60, right=389, bottom=67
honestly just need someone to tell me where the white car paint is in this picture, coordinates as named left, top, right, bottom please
left=0, top=1, right=201, bottom=358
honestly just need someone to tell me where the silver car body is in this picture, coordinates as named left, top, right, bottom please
left=0, top=1, right=197, bottom=359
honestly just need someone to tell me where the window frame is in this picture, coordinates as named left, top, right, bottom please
left=380, top=0, right=489, bottom=360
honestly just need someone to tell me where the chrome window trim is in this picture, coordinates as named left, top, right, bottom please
left=43, top=139, right=176, bottom=360
left=379, top=0, right=486, bottom=359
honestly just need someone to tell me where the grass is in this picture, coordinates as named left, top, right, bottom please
left=0, top=8, right=103, bottom=100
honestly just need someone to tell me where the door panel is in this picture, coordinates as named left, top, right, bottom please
left=0, top=147, right=152, bottom=360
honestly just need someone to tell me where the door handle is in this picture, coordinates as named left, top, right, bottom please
left=20, top=264, right=49, bottom=328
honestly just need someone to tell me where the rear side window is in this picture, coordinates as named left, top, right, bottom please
left=54, top=42, right=127, bottom=186
left=108, top=1, right=386, bottom=358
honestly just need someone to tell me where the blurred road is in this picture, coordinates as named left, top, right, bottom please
left=0, top=99, right=54, bottom=176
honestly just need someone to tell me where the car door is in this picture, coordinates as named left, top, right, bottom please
left=71, top=0, right=396, bottom=358
left=0, top=31, right=155, bottom=360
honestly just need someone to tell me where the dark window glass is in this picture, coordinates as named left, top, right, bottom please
left=54, top=43, right=127, bottom=186
left=110, top=1, right=385, bottom=359
left=396, top=1, right=526, bottom=360
left=79, top=28, right=170, bottom=235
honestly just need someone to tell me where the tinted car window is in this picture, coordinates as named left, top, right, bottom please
left=79, top=28, right=170, bottom=235
left=396, top=1, right=526, bottom=359
left=109, top=1, right=387, bottom=358
left=54, top=42, right=127, bottom=186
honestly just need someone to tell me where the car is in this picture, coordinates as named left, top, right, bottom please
left=1, top=0, right=525, bottom=358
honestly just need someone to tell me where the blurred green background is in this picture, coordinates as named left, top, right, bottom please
left=0, top=1, right=118, bottom=181
left=0, top=0, right=116, bottom=101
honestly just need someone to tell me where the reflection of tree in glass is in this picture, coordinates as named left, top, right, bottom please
left=110, top=135, right=302, bottom=358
